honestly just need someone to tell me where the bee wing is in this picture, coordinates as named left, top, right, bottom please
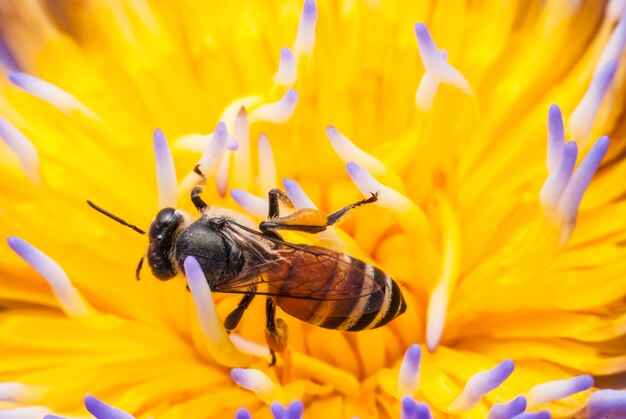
left=217, top=221, right=386, bottom=307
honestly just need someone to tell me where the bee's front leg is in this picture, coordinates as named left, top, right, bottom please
left=190, top=164, right=209, bottom=211
left=264, top=297, right=288, bottom=366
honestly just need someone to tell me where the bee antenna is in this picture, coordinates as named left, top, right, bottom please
left=86, top=200, right=146, bottom=235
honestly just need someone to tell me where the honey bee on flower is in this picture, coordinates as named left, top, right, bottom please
left=1, top=0, right=626, bottom=418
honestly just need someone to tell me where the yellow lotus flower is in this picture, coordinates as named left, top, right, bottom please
left=1, top=0, right=626, bottom=418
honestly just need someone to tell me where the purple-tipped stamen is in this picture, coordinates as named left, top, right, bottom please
left=557, top=136, right=609, bottom=243
left=294, top=0, right=318, bottom=56
left=271, top=401, right=286, bottom=419
left=8, top=72, right=97, bottom=118
left=84, top=395, right=134, bottom=419
left=215, top=151, right=231, bottom=198
left=285, top=400, right=304, bottom=419
left=0, top=38, right=21, bottom=72
left=250, top=89, right=298, bottom=124
left=230, top=368, right=276, bottom=395
left=401, top=396, right=433, bottom=419
left=235, top=407, right=253, bottom=419
left=197, top=121, right=229, bottom=176
left=568, top=61, right=617, bottom=144
left=540, top=141, right=578, bottom=211
left=283, top=178, right=317, bottom=209
left=233, top=108, right=250, bottom=189
left=7, top=236, right=92, bottom=317
left=397, top=344, right=422, bottom=396
left=153, top=129, right=178, bottom=209
left=448, top=360, right=515, bottom=411
left=595, top=9, right=626, bottom=73
left=227, top=135, right=239, bottom=151
left=587, top=389, right=626, bottom=419
left=0, top=117, right=40, bottom=183
left=546, top=105, right=565, bottom=172
left=413, top=23, right=472, bottom=94
left=326, top=126, right=387, bottom=175
left=231, top=189, right=269, bottom=218
left=0, top=382, right=42, bottom=403
left=527, top=375, right=594, bottom=407
left=415, top=50, right=447, bottom=112
left=275, top=47, right=297, bottom=87
left=488, top=396, right=527, bottom=419
left=510, top=411, right=550, bottom=419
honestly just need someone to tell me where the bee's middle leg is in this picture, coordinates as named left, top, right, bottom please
left=264, top=297, right=288, bottom=366
left=224, top=293, right=256, bottom=333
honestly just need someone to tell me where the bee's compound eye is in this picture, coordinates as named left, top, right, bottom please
left=155, top=208, right=177, bottom=228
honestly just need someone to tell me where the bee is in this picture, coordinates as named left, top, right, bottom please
left=88, top=165, right=406, bottom=361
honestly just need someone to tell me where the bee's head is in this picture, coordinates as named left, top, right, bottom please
left=147, top=207, right=183, bottom=280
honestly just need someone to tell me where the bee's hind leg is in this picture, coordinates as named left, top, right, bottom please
left=326, top=192, right=378, bottom=226
left=264, top=297, right=288, bottom=366
left=191, top=164, right=209, bottom=212
left=223, top=293, right=255, bottom=333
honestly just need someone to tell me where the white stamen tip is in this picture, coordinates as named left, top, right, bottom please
left=8, top=72, right=98, bottom=119
left=275, top=47, right=298, bottom=87
left=184, top=256, right=250, bottom=366
left=231, top=368, right=277, bottom=395
left=7, top=236, right=92, bottom=317
left=294, top=0, right=318, bottom=56
left=557, top=136, right=609, bottom=244
left=398, top=345, right=422, bottom=396
left=326, top=126, right=387, bottom=175
left=546, top=104, right=565, bottom=172
left=425, top=286, right=449, bottom=352
left=231, top=189, right=269, bottom=218
left=413, top=24, right=472, bottom=95
left=527, top=375, right=594, bottom=407
left=540, top=141, right=578, bottom=212
left=153, top=129, right=178, bottom=209
left=0, top=383, right=44, bottom=403
left=197, top=122, right=229, bottom=176
left=448, top=360, right=515, bottom=412
left=0, top=117, right=40, bottom=183
left=568, top=61, right=617, bottom=144
left=258, top=132, right=277, bottom=193
left=250, top=89, right=299, bottom=124
left=283, top=178, right=317, bottom=209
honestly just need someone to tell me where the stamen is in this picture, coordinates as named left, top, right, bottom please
left=608, top=0, right=626, bottom=23
left=283, top=178, right=317, bottom=209
left=346, top=162, right=428, bottom=245
left=0, top=407, right=52, bottom=418
left=179, top=122, right=229, bottom=192
left=595, top=7, right=626, bottom=73
left=587, top=389, right=626, bottom=418
left=326, top=126, right=387, bottom=176
left=415, top=50, right=447, bottom=112
left=258, top=133, right=277, bottom=193
left=7, top=236, right=94, bottom=318
left=229, top=333, right=272, bottom=361
left=487, top=396, right=527, bottom=419
left=231, top=189, right=269, bottom=218
left=540, top=141, right=578, bottom=212
left=183, top=256, right=254, bottom=367
left=249, top=89, right=299, bottom=124
left=8, top=72, right=99, bottom=120
left=230, top=368, right=293, bottom=404
left=235, top=408, right=253, bottom=419
left=153, top=129, right=178, bottom=209
left=271, top=400, right=304, bottom=419
left=0, top=382, right=44, bottom=403
left=567, top=61, right=617, bottom=145
left=397, top=344, right=422, bottom=396
left=401, top=396, right=433, bottom=419
left=0, top=38, right=21, bottom=72
left=448, top=360, right=515, bottom=412
left=508, top=412, right=550, bottom=419
left=526, top=375, right=594, bottom=407
left=413, top=23, right=472, bottom=95
left=84, top=394, right=134, bottom=419
left=233, top=107, right=251, bottom=189
left=293, top=0, right=318, bottom=57
left=215, top=151, right=231, bottom=198
left=173, top=133, right=238, bottom=152
left=0, top=118, right=40, bottom=183
left=426, top=194, right=461, bottom=352
left=546, top=105, right=565, bottom=173
left=275, top=47, right=298, bottom=87
left=557, top=136, right=609, bottom=244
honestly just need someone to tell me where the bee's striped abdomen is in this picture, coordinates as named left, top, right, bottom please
left=270, top=249, right=406, bottom=332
